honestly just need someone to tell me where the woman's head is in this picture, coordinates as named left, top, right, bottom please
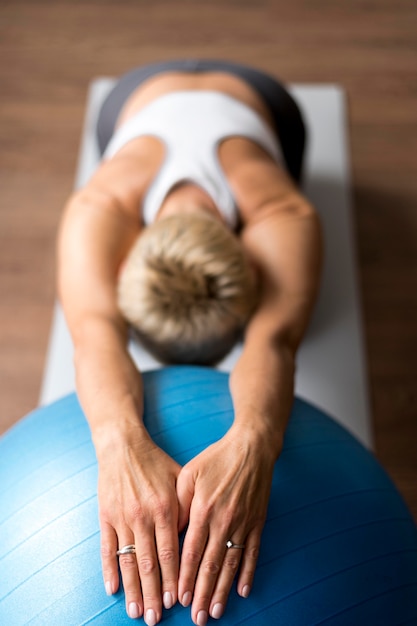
left=117, top=212, right=258, bottom=365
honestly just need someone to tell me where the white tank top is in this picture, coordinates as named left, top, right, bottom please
left=104, top=91, right=283, bottom=228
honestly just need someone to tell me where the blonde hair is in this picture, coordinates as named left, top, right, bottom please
left=117, top=212, right=258, bottom=365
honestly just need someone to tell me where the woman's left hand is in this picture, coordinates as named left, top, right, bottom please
left=176, top=424, right=278, bottom=625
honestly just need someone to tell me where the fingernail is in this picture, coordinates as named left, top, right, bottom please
left=212, top=602, right=224, bottom=619
left=145, top=608, right=156, bottom=626
left=242, top=584, right=251, bottom=598
left=197, top=609, right=208, bottom=626
left=128, top=602, right=140, bottom=619
left=181, top=590, right=192, bottom=606
left=105, top=581, right=113, bottom=596
left=163, top=591, right=174, bottom=609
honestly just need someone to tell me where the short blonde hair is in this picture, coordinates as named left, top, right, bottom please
left=117, top=212, right=258, bottom=365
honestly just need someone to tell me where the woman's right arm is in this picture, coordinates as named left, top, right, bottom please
left=57, top=185, right=143, bottom=437
left=57, top=185, right=181, bottom=624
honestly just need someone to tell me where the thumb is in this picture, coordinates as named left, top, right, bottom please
left=176, top=465, right=195, bottom=532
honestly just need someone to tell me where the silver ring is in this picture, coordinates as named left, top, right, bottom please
left=116, top=544, right=136, bottom=556
left=226, top=540, right=245, bottom=550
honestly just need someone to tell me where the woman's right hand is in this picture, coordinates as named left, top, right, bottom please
left=97, top=432, right=182, bottom=624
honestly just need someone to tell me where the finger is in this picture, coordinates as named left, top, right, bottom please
left=117, top=531, right=144, bottom=620
left=178, top=517, right=209, bottom=608
left=134, top=527, right=162, bottom=625
left=154, top=498, right=180, bottom=610
left=100, top=520, right=120, bottom=597
left=191, top=536, right=229, bottom=626
left=176, top=465, right=195, bottom=532
left=236, top=527, right=262, bottom=599
left=209, top=538, right=245, bottom=620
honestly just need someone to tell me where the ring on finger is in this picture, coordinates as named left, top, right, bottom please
left=226, top=540, right=245, bottom=550
left=116, top=544, right=136, bottom=556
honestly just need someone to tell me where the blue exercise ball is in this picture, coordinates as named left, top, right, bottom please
left=1, top=366, right=416, bottom=625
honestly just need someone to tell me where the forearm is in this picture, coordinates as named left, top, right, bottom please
left=229, top=323, right=296, bottom=459
left=72, top=315, right=149, bottom=453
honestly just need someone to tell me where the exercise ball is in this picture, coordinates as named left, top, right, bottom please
left=1, top=366, right=416, bottom=625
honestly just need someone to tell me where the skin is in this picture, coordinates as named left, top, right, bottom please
left=57, top=70, right=322, bottom=625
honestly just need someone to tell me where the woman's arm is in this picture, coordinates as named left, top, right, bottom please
left=58, top=186, right=142, bottom=429
left=57, top=184, right=181, bottom=624
left=228, top=142, right=322, bottom=449
left=177, top=148, right=322, bottom=624
left=232, top=192, right=322, bottom=448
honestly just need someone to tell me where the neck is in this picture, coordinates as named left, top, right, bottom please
left=156, top=183, right=222, bottom=221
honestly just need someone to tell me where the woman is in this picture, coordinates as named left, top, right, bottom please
left=57, top=59, right=322, bottom=625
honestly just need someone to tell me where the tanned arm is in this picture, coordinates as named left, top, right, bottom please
left=57, top=175, right=182, bottom=624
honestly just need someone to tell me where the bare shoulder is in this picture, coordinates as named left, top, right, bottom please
left=81, top=136, right=164, bottom=220
left=219, top=138, right=313, bottom=225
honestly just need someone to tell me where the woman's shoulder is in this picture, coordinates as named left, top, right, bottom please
left=219, top=139, right=304, bottom=224
left=86, top=137, right=164, bottom=219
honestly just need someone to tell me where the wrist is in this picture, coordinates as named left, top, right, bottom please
left=91, top=410, right=150, bottom=457
left=228, top=416, right=284, bottom=461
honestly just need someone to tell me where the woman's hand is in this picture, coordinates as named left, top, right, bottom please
left=97, top=433, right=182, bottom=625
left=176, top=424, right=278, bottom=625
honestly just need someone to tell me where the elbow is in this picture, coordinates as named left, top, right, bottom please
left=69, top=312, right=129, bottom=363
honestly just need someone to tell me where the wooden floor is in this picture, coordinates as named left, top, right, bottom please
left=1, top=1, right=416, bottom=520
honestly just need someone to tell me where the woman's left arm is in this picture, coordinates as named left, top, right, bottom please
left=177, top=151, right=322, bottom=625
left=231, top=188, right=323, bottom=455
